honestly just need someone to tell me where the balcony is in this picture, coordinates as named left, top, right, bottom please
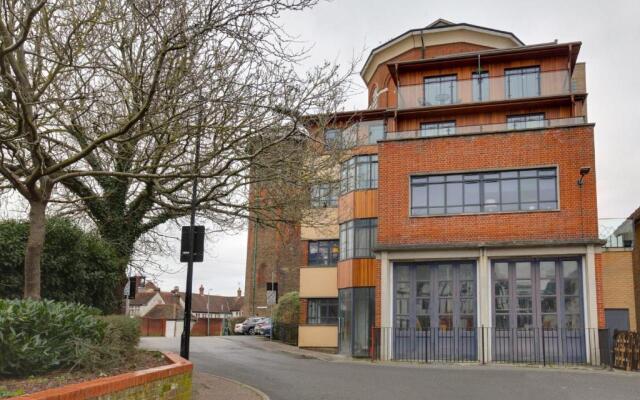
left=397, top=69, right=573, bottom=110
left=385, top=116, right=587, bottom=141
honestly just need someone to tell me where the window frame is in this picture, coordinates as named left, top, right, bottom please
left=491, top=258, right=584, bottom=330
left=340, top=155, right=378, bottom=194
left=307, top=298, right=339, bottom=325
left=423, top=74, right=458, bottom=106
left=472, top=71, right=490, bottom=102
left=420, top=121, right=456, bottom=137
left=504, top=66, right=541, bottom=99
left=310, top=182, right=339, bottom=208
left=410, top=167, right=559, bottom=217
left=506, top=113, right=546, bottom=130
left=339, top=218, right=377, bottom=260
left=308, top=240, right=340, bottom=266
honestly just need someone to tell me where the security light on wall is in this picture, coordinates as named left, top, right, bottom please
left=577, top=167, right=591, bottom=186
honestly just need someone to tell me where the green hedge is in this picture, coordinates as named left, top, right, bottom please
left=0, top=300, right=143, bottom=377
left=0, top=299, right=105, bottom=377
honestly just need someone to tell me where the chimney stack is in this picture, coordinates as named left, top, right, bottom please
left=199, top=285, right=205, bottom=296
left=237, top=288, right=242, bottom=297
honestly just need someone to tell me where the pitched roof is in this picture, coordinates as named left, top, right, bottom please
left=178, top=293, right=244, bottom=313
left=129, top=291, right=157, bottom=306
left=144, top=303, right=184, bottom=320
left=629, top=206, right=640, bottom=222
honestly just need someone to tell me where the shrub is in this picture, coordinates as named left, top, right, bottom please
left=0, top=299, right=105, bottom=377
left=75, top=316, right=141, bottom=372
left=273, top=291, right=299, bottom=325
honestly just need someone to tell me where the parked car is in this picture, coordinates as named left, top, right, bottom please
left=240, top=317, right=264, bottom=335
left=234, top=322, right=244, bottom=334
left=255, top=318, right=272, bottom=337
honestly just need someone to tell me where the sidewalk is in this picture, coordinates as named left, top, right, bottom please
left=232, top=336, right=343, bottom=362
left=193, top=372, right=269, bottom=400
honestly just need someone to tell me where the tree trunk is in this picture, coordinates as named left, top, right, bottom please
left=23, top=200, right=47, bottom=299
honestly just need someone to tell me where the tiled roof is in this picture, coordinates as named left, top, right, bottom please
left=178, top=293, right=244, bottom=313
left=129, top=291, right=157, bottom=306
left=144, top=303, right=184, bottom=320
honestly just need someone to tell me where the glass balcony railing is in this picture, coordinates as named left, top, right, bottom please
left=385, top=116, right=587, bottom=141
left=397, top=70, right=573, bottom=110
left=328, top=119, right=385, bottom=149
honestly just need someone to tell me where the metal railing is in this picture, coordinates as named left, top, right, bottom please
left=272, top=323, right=298, bottom=346
left=370, top=327, right=611, bottom=367
left=397, top=70, right=573, bottom=109
left=385, top=117, right=587, bottom=141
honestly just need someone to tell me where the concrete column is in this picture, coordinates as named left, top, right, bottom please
left=477, top=248, right=491, bottom=362
left=584, top=245, right=600, bottom=364
left=380, top=251, right=392, bottom=361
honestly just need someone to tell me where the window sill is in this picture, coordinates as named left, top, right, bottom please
left=409, top=208, right=561, bottom=219
left=301, top=323, right=339, bottom=327
left=304, top=264, right=338, bottom=268
left=338, top=256, right=377, bottom=262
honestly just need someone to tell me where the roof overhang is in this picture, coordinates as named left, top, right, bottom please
left=361, top=22, right=525, bottom=83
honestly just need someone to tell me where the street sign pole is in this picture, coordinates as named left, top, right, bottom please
left=180, top=113, right=202, bottom=360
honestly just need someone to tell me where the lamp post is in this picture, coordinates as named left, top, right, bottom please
left=180, top=99, right=204, bottom=360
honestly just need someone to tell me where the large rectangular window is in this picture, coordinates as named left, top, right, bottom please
left=340, top=155, right=378, bottom=194
left=308, top=298, right=338, bottom=324
left=339, top=219, right=377, bottom=260
left=472, top=71, right=489, bottom=101
left=505, top=67, right=540, bottom=99
left=507, top=113, right=545, bottom=130
left=420, top=121, right=456, bottom=137
left=492, top=259, right=583, bottom=330
left=310, top=182, right=338, bottom=208
left=308, top=240, right=339, bottom=266
left=423, top=75, right=457, bottom=106
left=410, top=168, right=558, bottom=216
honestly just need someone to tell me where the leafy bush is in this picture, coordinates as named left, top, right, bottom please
left=273, top=291, right=299, bottom=325
left=0, top=299, right=105, bottom=377
left=75, top=316, right=141, bottom=371
left=0, top=218, right=122, bottom=314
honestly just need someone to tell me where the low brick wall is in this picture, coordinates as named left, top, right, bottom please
left=12, top=352, right=192, bottom=400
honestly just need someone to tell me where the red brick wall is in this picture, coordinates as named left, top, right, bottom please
left=299, top=298, right=308, bottom=325
left=377, top=126, right=598, bottom=247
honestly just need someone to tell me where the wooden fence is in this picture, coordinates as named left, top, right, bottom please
left=612, top=331, right=640, bottom=371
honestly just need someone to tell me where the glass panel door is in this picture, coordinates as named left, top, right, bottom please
left=338, top=289, right=352, bottom=355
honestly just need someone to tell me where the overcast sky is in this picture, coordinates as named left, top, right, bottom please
left=149, top=0, right=640, bottom=296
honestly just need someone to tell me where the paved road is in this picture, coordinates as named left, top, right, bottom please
left=142, top=336, right=639, bottom=400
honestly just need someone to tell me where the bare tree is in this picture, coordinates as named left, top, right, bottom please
left=0, top=0, right=354, bottom=299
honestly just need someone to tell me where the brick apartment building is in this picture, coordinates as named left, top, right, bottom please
left=245, top=19, right=604, bottom=363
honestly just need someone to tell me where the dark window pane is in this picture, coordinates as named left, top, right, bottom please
left=483, top=180, right=500, bottom=207
left=496, top=315, right=509, bottom=329
left=541, top=297, right=557, bottom=313
left=464, top=182, right=480, bottom=205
